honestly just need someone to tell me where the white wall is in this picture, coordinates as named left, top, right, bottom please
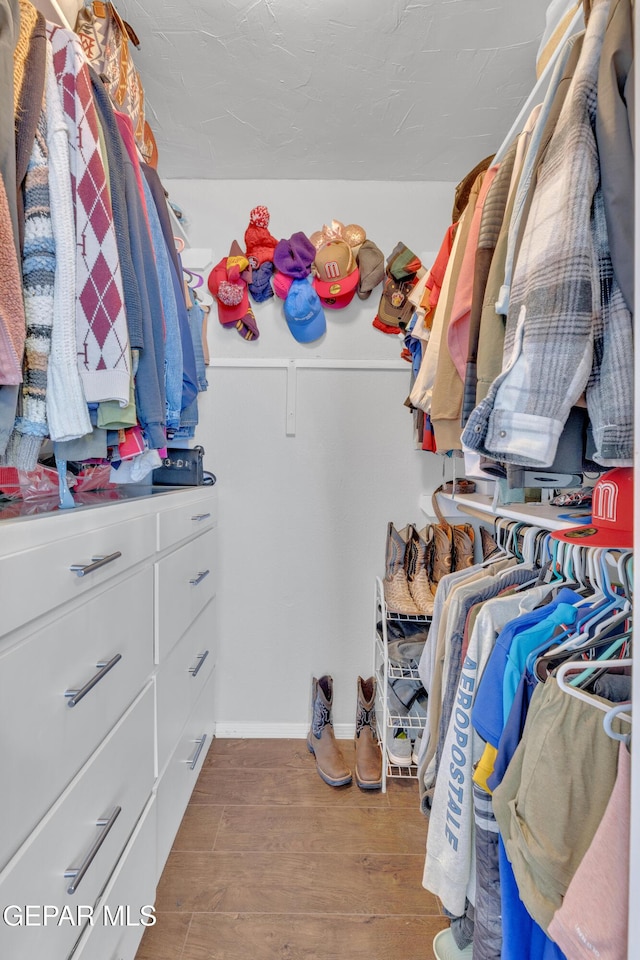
left=167, top=179, right=457, bottom=735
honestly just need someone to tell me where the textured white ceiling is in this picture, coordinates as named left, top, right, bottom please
left=117, top=0, right=548, bottom=182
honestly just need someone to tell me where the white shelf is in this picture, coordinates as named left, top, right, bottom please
left=373, top=578, right=428, bottom=792
left=420, top=491, right=578, bottom=532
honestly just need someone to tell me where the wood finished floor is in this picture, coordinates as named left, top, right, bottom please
left=136, top=738, right=447, bottom=960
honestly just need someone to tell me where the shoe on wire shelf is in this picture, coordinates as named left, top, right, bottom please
left=386, top=730, right=412, bottom=766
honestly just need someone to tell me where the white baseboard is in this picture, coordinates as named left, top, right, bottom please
left=213, top=721, right=356, bottom=739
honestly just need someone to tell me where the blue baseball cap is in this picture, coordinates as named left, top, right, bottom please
left=283, top=278, right=326, bottom=343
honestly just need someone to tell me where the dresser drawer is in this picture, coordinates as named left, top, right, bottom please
left=155, top=527, right=217, bottom=662
left=156, top=597, right=216, bottom=775
left=0, top=684, right=154, bottom=960
left=70, top=797, right=157, bottom=960
left=156, top=672, right=215, bottom=874
left=156, top=488, right=217, bottom=553
left=0, top=566, right=154, bottom=869
left=0, top=512, right=156, bottom=638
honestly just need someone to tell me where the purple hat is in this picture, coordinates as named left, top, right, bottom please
left=273, top=232, right=316, bottom=279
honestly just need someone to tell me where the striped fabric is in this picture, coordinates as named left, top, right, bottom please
left=5, top=105, right=55, bottom=470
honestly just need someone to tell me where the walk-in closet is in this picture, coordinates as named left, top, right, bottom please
left=0, top=0, right=635, bottom=958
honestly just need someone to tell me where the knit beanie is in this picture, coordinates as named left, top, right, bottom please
left=248, top=261, right=274, bottom=303
left=356, top=240, right=385, bottom=300
left=273, top=232, right=316, bottom=279
left=244, top=205, right=278, bottom=267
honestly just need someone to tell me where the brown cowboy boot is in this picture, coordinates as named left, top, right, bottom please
left=307, top=676, right=352, bottom=787
left=406, top=525, right=436, bottom=616
left=354, top=676, right=382, bottom=790
left=382, top=522, right=421, bottom=615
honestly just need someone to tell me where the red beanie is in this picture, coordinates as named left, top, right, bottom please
left=244, top=205, right=278, bottom=268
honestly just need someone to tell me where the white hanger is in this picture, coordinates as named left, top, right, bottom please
left=603, top=701, right=632, bottom=745
left=556, top=660, right=633, bottom=726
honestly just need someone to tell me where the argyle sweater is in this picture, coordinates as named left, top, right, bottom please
left=46, top=23, right=130, bottom=407
left=45, top=40, right=91, bottom=442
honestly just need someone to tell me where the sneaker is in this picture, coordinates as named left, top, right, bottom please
left=411, top=732, right=423, bottom=766
left=387, top=731, right=412, bottom=766
left=433, top=928, right=473, bottom=960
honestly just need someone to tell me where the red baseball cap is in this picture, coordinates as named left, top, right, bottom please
left=552, top=468, right=633, bottom=549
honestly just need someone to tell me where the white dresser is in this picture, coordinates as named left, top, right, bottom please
left=0, top=484, right=218, bottom=960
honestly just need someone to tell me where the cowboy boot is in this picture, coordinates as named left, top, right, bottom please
left=354, top=676, right=382, bottom=790
left=307, top=676, right=352, bottom=787
left=452, top=522, right=475, bottom=571
left=407, top=525, right=436, bottom=616
left=383, top=522, right=421, bottom=616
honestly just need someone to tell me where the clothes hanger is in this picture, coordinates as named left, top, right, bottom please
left=183, top=268, right=203, bottom=289
left=525, top=549, right=628, bottom=677
left=603, top=701, right=632, bottom=746
left=537, top=580, right=631, bottom=674
left=555, top=658, right=632, bottom=724
left=534, top=626, right=631, bottom=682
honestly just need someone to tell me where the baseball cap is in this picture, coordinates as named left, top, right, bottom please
left=283, top=278, right=326, bottom=343
left=313, top=240, right=359, bottom=304
left=273, top=270, right=293, bottom=300
left=207, top=257, right=249, bottom=324
left=551, top=468, right=633, bottom=549
left=375, top=274, right=416, bottom=331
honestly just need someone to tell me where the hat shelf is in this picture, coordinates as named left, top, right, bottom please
left=373, top=577, right=429, bottom=791
left=423, top=490, right=576, bottom=532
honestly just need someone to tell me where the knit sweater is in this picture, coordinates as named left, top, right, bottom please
left=46, top=23, right=131, bottom=407
left=14, top=4, right=47, bottom=256
left=6, top=102, right=55, bottom=470
left=0, top=175, right=25, bottom=384
left=88, top=65, right=143, bottom=350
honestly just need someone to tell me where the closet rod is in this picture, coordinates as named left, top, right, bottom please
left=208, top=358, right=408, bottom=371
left=493, top=3, right=584, bottom=165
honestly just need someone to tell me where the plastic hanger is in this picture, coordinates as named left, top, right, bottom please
left=534, top=626, right=631, bottom=682
left=556, top=659, right=632, bottom=725
left=183, top=268, right=203, bottom=289
left=603, top=702, right=632, bottom=746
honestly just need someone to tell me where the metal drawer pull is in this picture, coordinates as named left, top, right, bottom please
left=65, top=654, right=122, bottom=707
left=64, top=806, right=121, bottom=894
left=189, top=569, right=210, bottom=586
left=186, top=734, right=207, bottom=770
left=191, top=513, right=211, bottom=521
left=69, top=551, right=122, bottom=577
left=189, top=650, right=210, bottom=678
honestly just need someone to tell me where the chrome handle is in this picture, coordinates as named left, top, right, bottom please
left=189, top=650, right=209, bottom=678
left=64, top=806, right=121, bottom=894
left=186, top=734, right=207, bottom=770
left=69, top=552, right=122, bottom=577
left=189, top=569, right=210, bottom=586
left=65, top=655, right=122, bottom=707
left=191, top=513, right=211, bottom=521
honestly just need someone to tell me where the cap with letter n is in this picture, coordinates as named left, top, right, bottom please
left=313, top=240, right=359, bottom=309
left=551, top=467, right=633, bottom=549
